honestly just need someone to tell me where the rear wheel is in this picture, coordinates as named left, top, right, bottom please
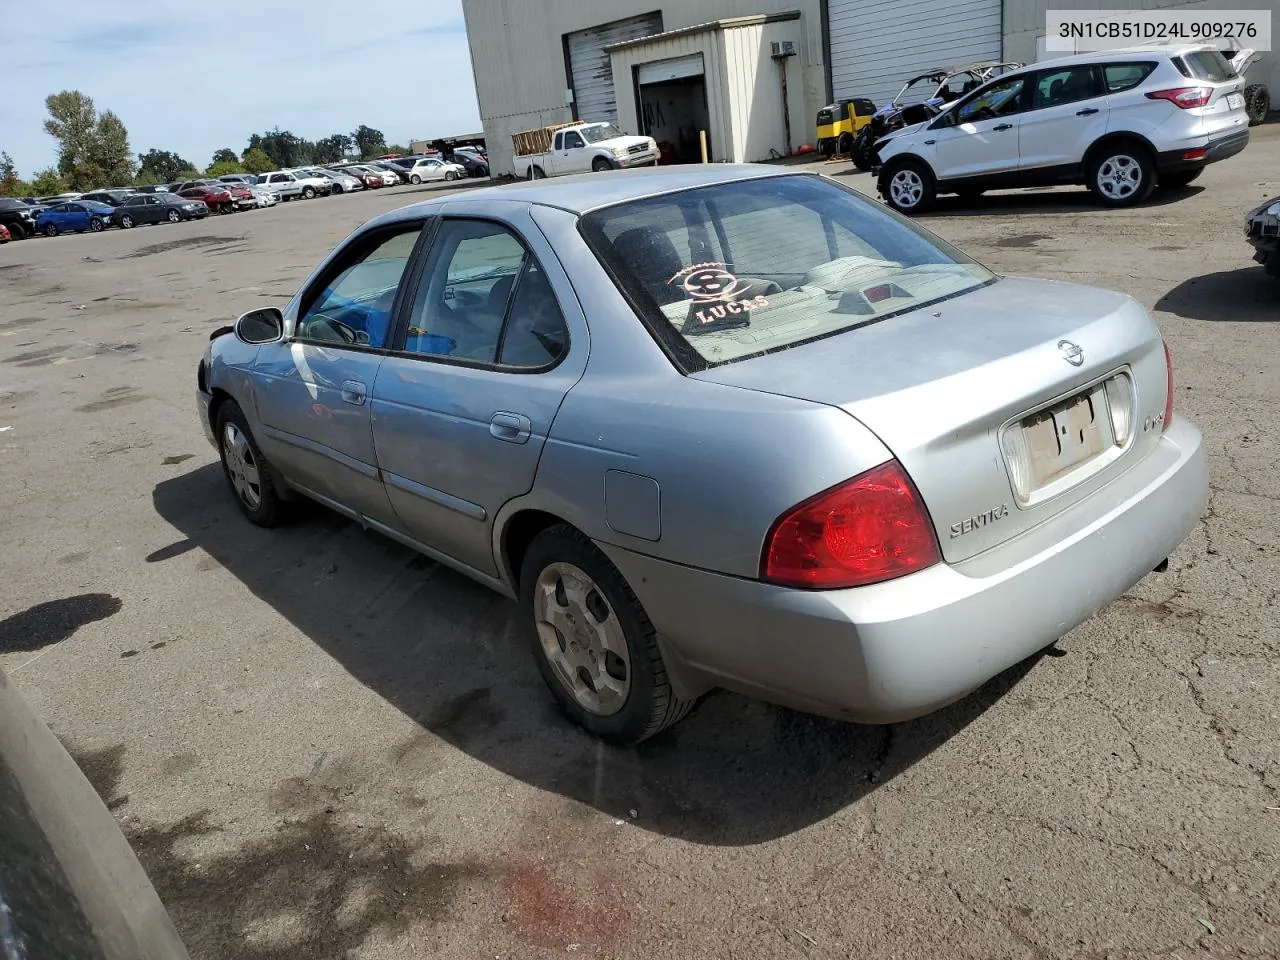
left=6, top=223, right=26, bottom=240
left=851, top=129, right=876, bottom=171
left=527, top=165, right=545, bottom=180
left=119, top=213, right=135, bottom=229
left=591, top=157, right=613, bottom=173
left=520, top=524, right=696, bottom=743
left=837, top=131, right=854, bottom=157
left=1245, top=84, right=1270, bottom=126
left=216, top=401, right=286, bottom=527
left=1159, top=168, right=1203, bottom=190
left=1088, top=142, right=1154, bottom=207
left=882, top=159, right=936, bottom=214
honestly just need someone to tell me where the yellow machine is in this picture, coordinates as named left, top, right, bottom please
left=815, top=98, right=876, bottom=157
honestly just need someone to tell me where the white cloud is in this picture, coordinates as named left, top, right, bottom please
left=0, top=0, right=480, bottom=175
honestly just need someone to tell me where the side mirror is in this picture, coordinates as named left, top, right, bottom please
left=234, top=307, right=284, bottom=345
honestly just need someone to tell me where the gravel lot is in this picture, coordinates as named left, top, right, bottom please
left=1, top=134, right=1277, bottom=960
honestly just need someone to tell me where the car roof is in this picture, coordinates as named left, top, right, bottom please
left=382, top=164, right=800, bottom=219
left=1017, top=43, right=1221, bottom=72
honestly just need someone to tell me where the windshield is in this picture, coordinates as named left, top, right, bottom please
left=579, top=174, right=993, bottom=370
left=580, top=123, right=623, bottom=143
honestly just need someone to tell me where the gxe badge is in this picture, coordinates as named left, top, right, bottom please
left=1058, top=339, right=1084, bottom=366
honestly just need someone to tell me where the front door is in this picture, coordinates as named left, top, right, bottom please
left=1018, top=64, right=1108, bottom=173
left=251, top=221, right=429, bottom=524
left=558, top=129, right=588, bottom=174
left=929, top=74, right=1028, bottom=182
left=371, top=215, right=582, bottom=577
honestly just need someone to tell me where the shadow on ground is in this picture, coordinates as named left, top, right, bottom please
left=152, top=465, right=1040, bottom=848
left=1156, top=266, right=1277, bottom=322
left=0, top=594, right=123, bottom=653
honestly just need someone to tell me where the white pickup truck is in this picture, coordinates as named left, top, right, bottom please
left=514, top=121, right=659, bottom=179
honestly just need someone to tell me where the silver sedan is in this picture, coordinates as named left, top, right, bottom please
left=195, top=166, right=1207, bottom=743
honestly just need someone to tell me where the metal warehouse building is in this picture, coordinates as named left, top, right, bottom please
left=461, top=0, right=1278, bottom=178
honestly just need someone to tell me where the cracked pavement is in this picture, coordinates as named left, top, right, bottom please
left=0, top=131, right=1277, bottom=959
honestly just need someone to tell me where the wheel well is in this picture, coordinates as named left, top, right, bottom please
left=501, top=509, right=570, bottom=587
left=1085, top=133, right=1156, bottom=171
left=207, top=387, right=233, bottom=435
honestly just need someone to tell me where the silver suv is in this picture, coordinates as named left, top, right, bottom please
left=875, top=44, right=1250, bottom=213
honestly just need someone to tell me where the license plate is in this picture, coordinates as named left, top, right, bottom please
left=1228, top=92, right=1244, bottom=110
left=1020, top=387, right=1111, bottom=489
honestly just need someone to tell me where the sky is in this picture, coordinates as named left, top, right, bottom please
left=0, top=0, right=482, bottom=176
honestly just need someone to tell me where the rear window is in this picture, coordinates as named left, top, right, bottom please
left=579, top=174, right=993, bottom=370
left=1178, top=50, right=1236, bottom=82
left=1104, top=62, right=1156, bottom=92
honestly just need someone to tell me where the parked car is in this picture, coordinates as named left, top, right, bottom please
left=196, top=166, right=1206, bottom=743
left=451, top=152, right=490, bottom=178
left=307, top=168, right=363, bottom=193
left=406, top=156, right=467, bottom=184
left=217, top=174, right=259, bottom=185
left=368, top=161, right=411, bottom=185
left=223, top=181, right=258, bottom=210
left=245, top=183, right=280, bottom=208
left=282, top=168, right=334, bottom=198
left=0, top=197, right=41, bottom=239
left=340, top=165, right=387, bottom=189
left=874, top=44, right=1251, bottom=213
left=0, top=223, right=10, bottom=243
left=258, top=170, right=307, bottom=200
left=514, top=121, right=659, bottom=179
left=131, top=184, right=173, bottom=194
left=114, top=192, right=210, bottom=227
left=176, top=184, right=235, bottom=214
left=79, top=188, right=135, bottom=207
left=1246, top=195, right=1279, bottom=277
left=344, top=164, right=396, bottom=187
left=35, top=200, right=115, bottom=236
left=0, top=666, right=192, bottom=959
left=39, top=191, right=83, bottom=203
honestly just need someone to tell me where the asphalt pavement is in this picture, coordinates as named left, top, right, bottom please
left=1, top=140, right=1277, bottom=960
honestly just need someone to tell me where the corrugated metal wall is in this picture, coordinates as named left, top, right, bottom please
left=569, top=13, right=665, bottom=124
left=461, top=0, right=827, bottom=176
left=827, top=0, right=1004, bottom=108
left=1004, top=0, right=1279, bottom=94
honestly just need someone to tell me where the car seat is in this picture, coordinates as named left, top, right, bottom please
left=613, top=225, right=685, bottom=305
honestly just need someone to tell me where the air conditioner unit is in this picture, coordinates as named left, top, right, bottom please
left=770, top=40, right=796, bottom=57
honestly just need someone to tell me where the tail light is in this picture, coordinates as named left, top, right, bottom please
left=1163, top=341, right=1174, bottom=431
left=1145, top=87, right=1212, bottom=109
left=762, top=461, right=940, bottom=589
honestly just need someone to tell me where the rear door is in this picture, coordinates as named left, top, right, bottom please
left=251, top=220, right=430, bottom=525
left=929, top=74, right=1028, bottom=181
left=1018, top=64, right=1108, bottom=172
left=371, top=208, right=585, bottom=577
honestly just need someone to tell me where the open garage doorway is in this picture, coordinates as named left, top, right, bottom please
left=636, top=55, right=711, bottom=164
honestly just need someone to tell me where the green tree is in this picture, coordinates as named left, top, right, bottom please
left=312, top=133, right=352, bottom=164
left=89, top=110, right=133, bottom=185
left=206, top=159, right=244, bottom=177
left=43, top=90, right=101, bottom=190
left=211, top=147, right=238, bottom=166
left=0, top=152, right=23, bottom=196
left=384, top=143, right=409, bottom=156
left=241, top=147, right=275, bottom=174
left=137, top=148, right=194, bottom=183
left=244, top=129, right=312, bottom=168
left=351, top=124, right=386, bottom=159
left=30, top=168, right=67, bottom=196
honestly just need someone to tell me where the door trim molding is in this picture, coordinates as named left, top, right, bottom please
left=259, top=425, right=380, bottom=479
left=383, top=470, right=488, bottom=522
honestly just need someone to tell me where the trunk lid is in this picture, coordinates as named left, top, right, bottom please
left=692, top=277, right=1170, bottom=563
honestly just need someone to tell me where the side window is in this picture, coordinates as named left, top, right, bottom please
left=403, top=220, right=526, bottom=363
left=955, top=77, right=1026, bottom=124
left=1104, top=62, right=1156, bottom=92
left=496, top=259, right=569, bottom=368
left=1033, top=66, right=1101, bottom=109
left=564, top=131, right=584, bottom=149
left=295, top=226, right=424, bottom=349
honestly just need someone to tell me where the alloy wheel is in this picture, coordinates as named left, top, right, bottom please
left=533, top=562, right=631, bottom=716
left=222, top=422, right=262, bottom=510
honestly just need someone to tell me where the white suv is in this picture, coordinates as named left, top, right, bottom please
left=874, top=44, right=1250, bottom=213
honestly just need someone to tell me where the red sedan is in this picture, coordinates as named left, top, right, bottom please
left=0, top=223, right=10, bottom=243
left=177, top=184, right=236, bottom=215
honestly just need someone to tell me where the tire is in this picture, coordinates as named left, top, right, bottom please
left=1087, top=142, right=1155, bottom=207
left=519, top=524, right=697, bottom=743
left=215, top=401, right=286, bottom=527
left=591, top=157, right=613, bottom=173
left=852, top=129, right=875, bottom=171
left=6, top=222, right=26, bottom=240
left=88, top=218, right=104, bottom=232
left=331, top=184, right=343, bottom=194
left=444, top=170, right=457, bottom=181
left=119, top=214, right=134, bottom=229
left=1159, top=169, right=1203, bottom=190
left=527, top=165, right=545, bottom=180
left=167, top=209, right=181, bottom=223
left=1245, top=84, right=1270, bottom=126
left=881, top=159, right=936, bottom=214
left=302, top=186, right=316, bottom=199
left=410, top=174, right=421, bottom=184
left=837, top=131, right=854, bottom=157
left=43, top=223, right=58, bottom=237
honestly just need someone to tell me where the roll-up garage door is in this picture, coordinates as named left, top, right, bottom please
left=568, top=12, right=663, bottom=124
left=827, top=0, right=1003, bottom=109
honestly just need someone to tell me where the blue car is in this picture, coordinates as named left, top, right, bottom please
left=35, top=200, right=115, bottom=237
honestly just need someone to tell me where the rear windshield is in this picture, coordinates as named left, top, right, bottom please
left=579, top=174, right=993, bottom=370
left=1179, top=50, right=1236, bottom=82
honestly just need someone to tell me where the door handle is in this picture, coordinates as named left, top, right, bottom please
left=489, top=411, right=531, bottom=444
left=923, top=139, right=936, bottom=145
left=1076, top=107, right=1100, bottom=116
left=993, top=123, right=1013, bottom=132
left=340, top=380, right=367, bottom=406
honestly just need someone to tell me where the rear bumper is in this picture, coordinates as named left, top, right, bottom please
left=1156, top=128, right=1250, bottom=172
left=600, top=417, right=1207, bottom=723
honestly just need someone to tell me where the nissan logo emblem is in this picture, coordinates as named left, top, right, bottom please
left=1058, top=340, right=1084, bottom=366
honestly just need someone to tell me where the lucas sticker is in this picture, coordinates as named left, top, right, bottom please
left=668, top=263, right=768, bottom=329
